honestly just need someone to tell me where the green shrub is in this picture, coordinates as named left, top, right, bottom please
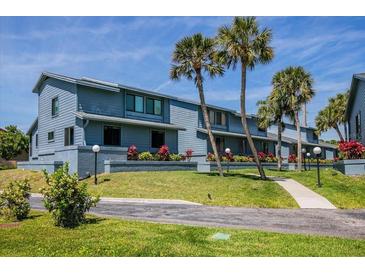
left=169, top=153, right=182, bottom=161
left=233, top=155, right=253, bottom=162
left=138, top=151, right=154, bottom=161
left=40, top=163, right=99, bottom=228
left=0, top=179, right=31, bottom=221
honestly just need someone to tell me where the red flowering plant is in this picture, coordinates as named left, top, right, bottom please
left=266, top=152, right=277, bottom=162
left=185, top=149, right=193, bottom=162
left=206, top=152, right=216, bottom=162
left=127, top=145, right=139, bottom=160
left=288, top=154, right=297, bottom=163
left=338, top=140, right=365, bottom=160
left=258, top=152, right=266, bottom=162
left=156, top=145, right=170, bottom=161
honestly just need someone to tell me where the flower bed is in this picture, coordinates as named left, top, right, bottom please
left=127, top=145, right=193, bottom=162
left=334, top=140, right=365, bottom=175
left=206, top=151, right=278, bottom=163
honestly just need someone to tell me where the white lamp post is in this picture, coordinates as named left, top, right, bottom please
left=313, top=147, right=322, bottom=187
left=306, top=152, right=311, bottom=170
left=225, top=148, right=231, bottom=173
left=92, top=145, right=100, bottom=185
left=301, top=148, right=307, bottom=171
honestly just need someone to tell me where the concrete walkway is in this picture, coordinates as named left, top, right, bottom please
left=270, top=177, right=337, bottom=209
left=29, top=196, right=365, bottom=239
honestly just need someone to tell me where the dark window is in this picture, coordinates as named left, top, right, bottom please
left=263, top=142, right=269, bottom=154
left=126, top=94, right=144, bottom=113
left=146, top=98, right=162, bottom=115
left=126, top=94, right=134, bottom=111
left=35, top=134, right=38, bottom=148
left=356, top=112, right=361, bottom=140
left=48, top=131, right=54, bottom=142
left=64, top=127, right=74, bottom=146
left=151, top=130, right=165, bottom=148
left=51, top=97, right=59, bottom=116
left=29, top=135, right=32, bottom=157
left=209, top=110, right=226, bottom=126
left=104, top=126, right=121, bottom=146
left=215, top=137, right=225, bottom=152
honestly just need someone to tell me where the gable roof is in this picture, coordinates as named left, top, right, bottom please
left=345, top=73, right=365, bottom=120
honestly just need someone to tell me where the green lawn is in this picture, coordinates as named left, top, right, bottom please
left=1, top=211, right=364, bottom=256
left=0, top=169, right=298, bottom=208
left=255, top=168, right=365, bottom=209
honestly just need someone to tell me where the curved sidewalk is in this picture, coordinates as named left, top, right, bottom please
left=270, top=177, right=336, bottom=209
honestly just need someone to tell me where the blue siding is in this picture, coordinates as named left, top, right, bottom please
left=228, top=114, right=267, bottom=137
left=170, top=100, right=207, bottom=155
left=37, top=78, right=82, bottom=158
left=348, top=79, right=365, bottom=144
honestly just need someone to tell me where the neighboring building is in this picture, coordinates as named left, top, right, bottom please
left=19, top=72, right=336, bottom=176
left=346, top=73, right=365, bottom=144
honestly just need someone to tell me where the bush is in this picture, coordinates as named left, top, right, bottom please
left=233, top=155, right=253, bottom=162
left=169, top=153, right=182, bottom=161
left=338, top=140, right=365, bottom=159
left=185, top=149, right=193, bottom=162
left=206, top=152, right=216, bottom=161
left=138, top=151, right=154, bottom=161
left=40, top=163, right=99, bottom=228
left=127, top=145, right=139, bottom=160
left=288, top=154, right=297, bottom=163
left=156, top=145, right=170, bottom=161
left=258, top=152, right=266, bottom=161
left=0, top=179, right=31, bottom=221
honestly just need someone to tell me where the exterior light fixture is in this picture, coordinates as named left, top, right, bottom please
left=225, top=148, right=231, bottom=173
left=92, top=145, right=100, bottom=185
left=313, top=146, right=322, bottom=187
left=306, top=152, right=311, bottom=170
left=301, top=148, right=307, bottom=171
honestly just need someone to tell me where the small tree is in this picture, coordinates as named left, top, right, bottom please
left=0, top=125, right=29, bottom=160
left=41, top=163, right=99, bottom=228
left=0, top=179, right=31, bottom=221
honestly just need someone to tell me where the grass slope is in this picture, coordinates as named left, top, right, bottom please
left=1, top=211, right=364, bottom=256
left=260, top=168, right=365, bottom=209
left=0, top=169, right=298, bottom=208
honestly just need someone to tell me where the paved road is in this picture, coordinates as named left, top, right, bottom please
left=30, top=196, right=365, bottom=239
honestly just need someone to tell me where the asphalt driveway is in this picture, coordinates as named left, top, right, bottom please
left=30, top=196, right=365, bottom=239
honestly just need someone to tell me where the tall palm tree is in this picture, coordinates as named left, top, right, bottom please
left=216, top=16, right=274, bottom=180
left=170, top=33, right=225, bottom=177
left=274, top=66, right=314, bottom=171
left=315, top=106, right=344, bottom=141
left=315, top=90, right=349, bottom=141
left=256, top=86, right=290, bottom=171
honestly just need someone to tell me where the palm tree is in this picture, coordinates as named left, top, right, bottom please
left=256, top=86, right=290, bottom=171
left=216, top=16, right=274, bottom=180
left=315, top=106, right=344, bottom=141
left=315, top=90, right=349, bottom=141
left=170, top=33, right=225, bottom=177
left=273, top=66, right=314, bottom=171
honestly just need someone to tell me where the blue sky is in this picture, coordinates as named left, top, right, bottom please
left=1, top=16, right=364, bottom=140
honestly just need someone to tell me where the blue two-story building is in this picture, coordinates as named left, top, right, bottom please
left=19, top=72, right=336, bottom=177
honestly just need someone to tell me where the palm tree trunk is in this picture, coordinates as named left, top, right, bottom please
left=240, top=63, right=266, bottom=179
left=334, top=124, right=344, bottom=142
left=295, top=111, right=302, bottom=171
left=196, top=71, right=224, bottom=177
left=277, top=120, right=283, bottom=171
left=302, top=103, right=307, bottom=127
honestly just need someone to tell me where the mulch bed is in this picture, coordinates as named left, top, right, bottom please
left=0, top=223, right=20, bottom=229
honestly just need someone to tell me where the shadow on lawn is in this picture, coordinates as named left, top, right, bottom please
left=200, top=172, right=266, bottom=181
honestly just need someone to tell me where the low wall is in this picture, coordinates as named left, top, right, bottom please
left=17, top=160, right=64, bottom=173
left=104, top=160, right=198, bottom=173
left=209, top=162, right=334, bottom=171
left=333, top=159, right=365, bottom=175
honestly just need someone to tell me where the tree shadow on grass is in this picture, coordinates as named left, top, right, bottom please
left=83, top=216, right=106, bottom=225
left=198, top=172, right=267, bottom=181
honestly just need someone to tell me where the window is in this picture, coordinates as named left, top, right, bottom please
left=29, top=135, right=32, bottom=157
left=48, top=131, right=54, bottom=142
left=356, top=112, right=361, bottom=140
left=215, top=137, right=225, bottom=152
left=209, top=110, right=226, bottom=126
left=51, top=97, right=59, bottom=116
left=151, top=130, right=165, bottom=148
left=126, top=94, right=144, bottom=113
left=104, top=126, right=121, bottom=146
left=64, top=127, right=74, bottom=146
left=146, top=98, right=162, bottom=115
left=263, top=142, right=269, bottom=154
left=35, top=134, right=38, bottom=148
